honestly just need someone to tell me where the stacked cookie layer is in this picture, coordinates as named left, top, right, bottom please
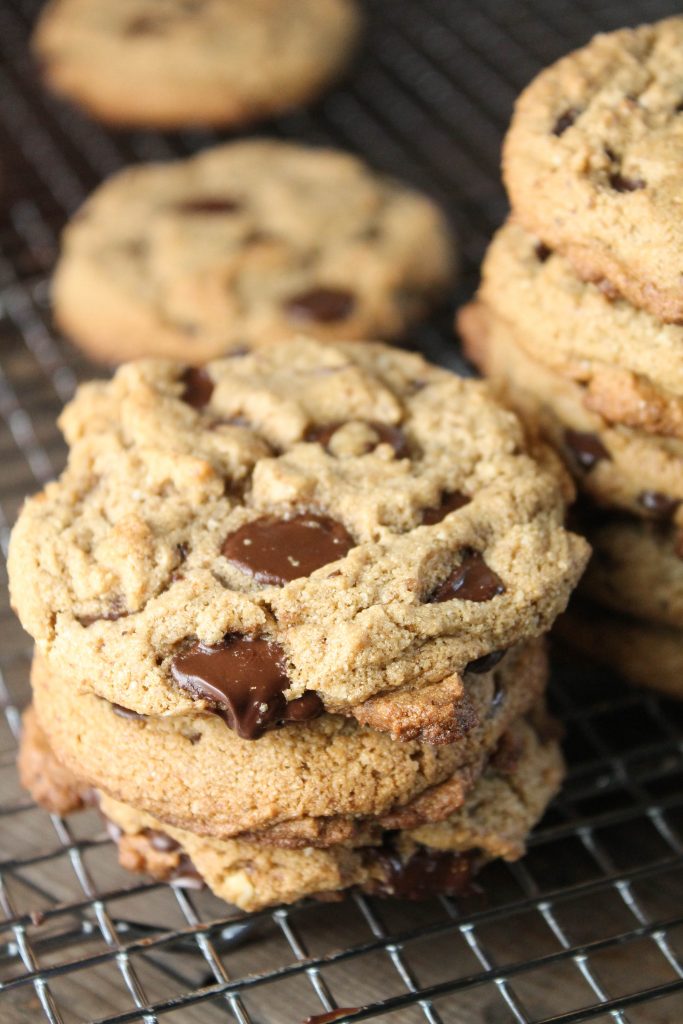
left=11, top=338, right=587, bottom=910
left=459, top=16, right=683, bottom=697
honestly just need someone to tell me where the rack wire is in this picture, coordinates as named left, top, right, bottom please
left=1, top=1, right=683, bottom=1021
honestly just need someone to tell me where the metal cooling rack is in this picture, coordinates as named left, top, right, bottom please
left=1, top=0, right=683, bottom=1021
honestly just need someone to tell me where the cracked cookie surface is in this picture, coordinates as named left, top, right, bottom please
left=33, top=0, right=360, bottom=129
left=8, top=338, right=588, bottom=738
left=52, top=140, right=456, bottom=364
left=504, top=16, right=683, bottom=322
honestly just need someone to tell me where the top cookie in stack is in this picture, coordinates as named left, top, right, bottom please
left=11, top=337, right=588, bottom=909
left=459, top=16, right=683, bottom=697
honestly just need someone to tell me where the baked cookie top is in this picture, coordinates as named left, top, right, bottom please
left=33, top=0, right=360, bottom=128
left=53, top=140, right=456, bottom=364
left=481, top=222, right=683, bottom=409
left=8, top=338, right=588, bottom=732
left=503, top=16, right=683, bottom=322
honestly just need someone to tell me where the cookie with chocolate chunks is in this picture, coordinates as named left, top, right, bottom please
left=51, top=140, right=456, bottom=364
left=459, top=301, right=683, bottom=531
left=28, top=640, right=547, bottom=842
left=8, top=337, right=587, bottom=736
left=20, top=707, right=564, bottom=912
left=32, top=0, right=361, bottom=129
left=503, top=17, right=683, bottom=322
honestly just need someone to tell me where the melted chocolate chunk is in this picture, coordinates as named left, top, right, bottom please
left=466, top=649, right=506, bottom=674
left=376, top=844, right=474, bottom=900
left=638, top=490, right=680, bottom=521
left=175, top=197, right=241, bottom=214
left=430, top=550, right=505, bottom=603
left=285, top=287, right=355, bottom=323
left=170, top=854, right=204, bottom=889
left=222, top=514, right=355, bottom=585
left=111, top=703, right=147, bottom=721
left=170, top=635, right=323, bottom=739
left=181, top=367, right=214, bottom=409
left=303, top=1011, right=363, bottom=1024
left=145, top=828, right=181, bottom=853
left=564, top=429, right=610, bottom=471
left=553, top=107, right=580, bottom=136
left=609, top=172, right=646, bottom=192
left=77, top=599, right=128, bottom=627
left=534, top=241, right=552, bottom=263
left=306, top=421, right=409, bottom=458
left=124, top=15, right=162, bottom=35
left=421, top=491, right=470, bottom=525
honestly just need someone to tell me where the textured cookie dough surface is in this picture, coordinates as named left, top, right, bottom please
left=97, top=714, right=563, bottom=911
left=33, top=0, right=360, bottom=129
left=459, top=301, right=683, bottom=528
left=52, top=141, right=456, bottom=364
left=30, top=639, right=547, bottom=843
left=480, top=223, right=683, bottom=436
left=557, top=603, right=683, bottom=701
left=580, top=516, right=683, bottom=629
left=504, top=16, right=683, bottom=322
left=8, top=339, right=588, bottom=739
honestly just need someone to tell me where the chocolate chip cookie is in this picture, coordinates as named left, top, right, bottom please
left=33, top=0, right=360, bottom=129
left=29, top=639, right=547, bottom=843
left=459, top=301, right=683, bottom=528
left=557, top=602, right=683, bottom=701
left=8, top=339, right=588, bottom=742
left=504, top=16, right=683, bottom=322
left=578, top=515, right=683, bottom=630
left=52, top=141, right=456, bottom=364
left=479, top=222, right=683, bottom=438
left=21, top=708, right=564, bottom=911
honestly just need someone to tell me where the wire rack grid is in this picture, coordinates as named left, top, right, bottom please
left=1, top=1, right=683, bottom=1021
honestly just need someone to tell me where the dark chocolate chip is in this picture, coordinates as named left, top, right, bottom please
left=553, top=107, right=580, bottom=136
left=638, top=490, right=680, bottom=521
left=175, top=197, right=241, bottom=214
left=77, top=598, right=128, bottom=627
left=111, top=703, right=147, bottom=721
left=564, top=429, right=610, bottom=471
left=124, top=15, right=162, bottom=35
left=609, top=172, right=646, bottom=192
left=466, top=649, right=506, bottom=674
left=145, top=828, right=181, bottom=853
left=534, top=242, right=552, bottom=263
left=421, top=491, right=470, bottom=525
left=376, top=843, right=475, bottom=900
left=306, top=421, right=409, bottom=458
left=222, top=514, right=355, bottom=585
left=181, top=367, right=214, bottom=409
left=285, top=287, right=355, bottom=324
left=430, top=550, right=505, bottom=604
left=170, top=635, right=323, bottom=739
left=676, top=101, right=683, bottom=113
left=170, top=854, right=204, bottom=888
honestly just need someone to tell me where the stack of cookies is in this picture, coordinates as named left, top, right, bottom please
left=10, top=338, right=587, bottom=910
left=459, top=16, right=683, bottom=699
